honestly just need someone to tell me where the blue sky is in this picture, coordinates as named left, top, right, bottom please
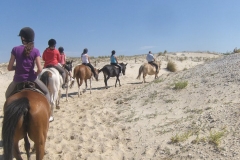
left=1, top=0, right=240, bottom=63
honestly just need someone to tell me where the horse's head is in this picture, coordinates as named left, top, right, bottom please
left=94, top=68, right=100, bottom=81
left=65, top=60, right=73, bottom=71
left=120, top=63, right=128, bottom=75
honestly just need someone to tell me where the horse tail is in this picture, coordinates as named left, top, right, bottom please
left=137, top=65, right=144, bottom=79
left=2, top=97, right=30, bottom=160
left=40, top=71, right=51, bottom=86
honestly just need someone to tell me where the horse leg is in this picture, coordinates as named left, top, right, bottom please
left=24, top=135, right=31, bottom=159
left=115, top=76, right=121, bottom=87
left=104, top=75, right=110, bottom=89
left=118, top=76, right=121, bottom=86
left=89, top=78, right=92, bottom=94
left=54, top=90, right=60, bottom=109
left=83, top=79, right=87, bottom=93
left=143, top=73, right=146, bottom=83
left=78, top=78, right=84, bottom=96
left=65, top=84, right=68, bottom=102
left=57, top=89, right=61, bottom=107
left=34, top=142, right=45, bottom=160
left=13, top=141, right=23, bottom=160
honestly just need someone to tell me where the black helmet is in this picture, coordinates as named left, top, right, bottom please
left=58, top=47, right=64, bottom=53
left=83, top=48, right=88, bottom=54
left=48, top=39, right=56, bottom=46
left=112, top=50, right=116, bottom=54
left=18, top=27, right=35, bottom=42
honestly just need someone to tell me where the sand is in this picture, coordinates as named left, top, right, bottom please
left=1, top=52, right=239, bottom=160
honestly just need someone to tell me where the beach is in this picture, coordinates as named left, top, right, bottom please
left=1, top=52, right=239, bottom=160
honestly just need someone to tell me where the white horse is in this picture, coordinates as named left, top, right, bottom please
left=38, top=67, right=62, bottom=121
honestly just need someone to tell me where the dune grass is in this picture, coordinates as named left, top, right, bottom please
left=167, top=61, right=177, bottom=72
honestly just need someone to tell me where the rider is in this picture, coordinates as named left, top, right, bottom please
left=5, top=27, right=50, bottom=102
left=81, top=48, right=98, bottom=80
left=110, top=50, right=122, bottom=75
left=146, top=51, right=158, bottom=73
left=58, top=46, right=74, bottom=81
left=42, top=39, right=67, bottom=89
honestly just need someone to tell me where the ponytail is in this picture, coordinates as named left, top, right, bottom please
left=23, top=42, right=34, bottom=56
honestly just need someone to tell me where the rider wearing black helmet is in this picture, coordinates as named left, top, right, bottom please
left=110, top=50, right=122, bottom=75
left=58, top=46, right=74, bottom=81
left=42, top=39, right=67, bottom=89
left=5, top=27, right=50, bottom=103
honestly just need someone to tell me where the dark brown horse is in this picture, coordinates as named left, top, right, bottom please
left=70, top=64, right=99, bottom=97
left=2, top=89, right=50, bottom=160
left=99, top=63, right=127, bottom=89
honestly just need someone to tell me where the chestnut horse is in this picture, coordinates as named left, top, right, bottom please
left=2, top=89, right=50, bottom=160
left=99, top=63, right=127, bottom=89
left=137, top=61, right=161, bottom=83
left=70, top=64, right=99, bottom=97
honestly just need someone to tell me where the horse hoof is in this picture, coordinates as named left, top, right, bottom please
left=49, top=116, right=54, bottom=122
left=56, top=106, right=60, bottom=109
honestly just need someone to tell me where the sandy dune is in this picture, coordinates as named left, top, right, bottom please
left=1, top=52, right=239, bottom=160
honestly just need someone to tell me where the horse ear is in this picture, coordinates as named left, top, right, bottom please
left=125, top=63, right=128, bottom=66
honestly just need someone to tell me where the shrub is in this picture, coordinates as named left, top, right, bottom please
left=166, top=61, right=177, bottom=72
left=208, top=130, right=225, bottom=147
left=174, top=81, right=188, bottom=90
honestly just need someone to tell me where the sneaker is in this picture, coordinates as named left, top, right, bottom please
left=71, top=77, right=74, bottom=81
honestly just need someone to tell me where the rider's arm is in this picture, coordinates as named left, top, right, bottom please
left=87, top=55, right=91, bottom=63
left=7, top=54, right=16, bottom=71
left=115, top=56, right=119, bottom=63
left=35, top=56, right=42, bottom=75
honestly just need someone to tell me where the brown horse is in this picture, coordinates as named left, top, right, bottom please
left=70, top=64, right=99, bottom=97
left=2, top=89, right=50, bottom=160
left=137, top=61, right=161, bottom=83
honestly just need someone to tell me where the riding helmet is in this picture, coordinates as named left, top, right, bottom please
left=48, top=39, right=56, bottom=46
left=58, top=47, right=64, bottom=53
left=83, top=48, right=88, bottom=54
left=18, top=27, right=35, bottom=42
left=112, top=50, right=116, bottom=54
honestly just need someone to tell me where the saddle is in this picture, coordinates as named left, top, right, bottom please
left=82, top=63, right=91, bottom=71
left=9, top=81, right=44, bottom=97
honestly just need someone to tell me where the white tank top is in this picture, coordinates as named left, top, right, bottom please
left=81, top=54, right=89, bottom=63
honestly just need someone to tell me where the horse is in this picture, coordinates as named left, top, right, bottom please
left=99, top=62, right=127, bottom=89
left=38, top=67, right=62, bottom=122
left=137, top=61, right=161, bottom=83
left=62, top=60, right=74, bottom=101
left=69, top=64, right=99, bottom=97
left=2, top=89, right=50, bottom=160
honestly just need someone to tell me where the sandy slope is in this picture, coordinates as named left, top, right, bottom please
left=1, top=52, right=239, bottom=160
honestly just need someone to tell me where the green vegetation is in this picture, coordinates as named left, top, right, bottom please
left=174, top=81, right=188, bottom=90
left=208, top=130, right=226, bottom=146
left=170, top=131, right=193, bottom=143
